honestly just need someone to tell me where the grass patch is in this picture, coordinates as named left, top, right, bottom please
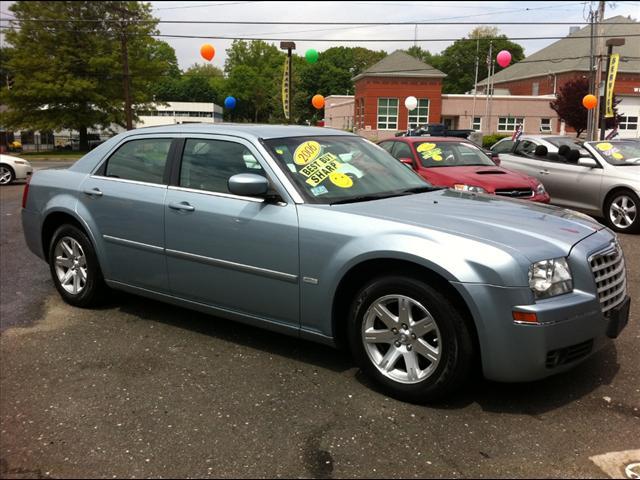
left=8, top=151, right=86, bottom=161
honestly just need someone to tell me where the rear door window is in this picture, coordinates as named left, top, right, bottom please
left=105, top=138, right=172, bottom=184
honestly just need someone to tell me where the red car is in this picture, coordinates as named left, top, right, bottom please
left=378, top=136, right=550, bottom=203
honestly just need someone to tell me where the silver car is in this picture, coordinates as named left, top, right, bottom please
left=21, top=125, right=630, bottom=402
left=0, top=153, right=33, bottom=185
left=493, top=137, right=640, bottom=233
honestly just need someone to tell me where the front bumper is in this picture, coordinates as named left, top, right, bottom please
left=13, top=162, right=33, bottom=180
left=454, top=228, right=628, bottom=382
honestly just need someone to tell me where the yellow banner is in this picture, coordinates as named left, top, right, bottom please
left=605, top=53, right=619, bottom=119
left=282, top=57, right=290, bottom=120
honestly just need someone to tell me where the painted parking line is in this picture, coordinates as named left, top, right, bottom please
left=590, top=450, right=640, bottom=479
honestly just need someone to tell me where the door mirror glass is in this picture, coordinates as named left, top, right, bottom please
left=578, top=157, right=598, bottom=168
left=399, top=157, right=414, bottom=167
left=228, top=173, right=269, bottom=197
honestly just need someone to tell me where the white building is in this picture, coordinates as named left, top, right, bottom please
left=136, top=101, right=223, bottom=127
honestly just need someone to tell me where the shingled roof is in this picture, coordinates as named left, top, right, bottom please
left=353, top=50, right=446, bottom=81
left=478, top=16, right=640, bottom=86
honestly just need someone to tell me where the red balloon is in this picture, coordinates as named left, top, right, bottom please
left=582, top=94, right=597, bottom=110
left=312, top=94, right=325, bottom=109
left=200, top=44, right=215, bottom=61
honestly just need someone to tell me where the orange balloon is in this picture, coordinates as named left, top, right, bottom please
left=582, top=94, right=597, bottom=110
left=200, top=44, right=215, bottom=61
left=312, top=94, right=325, bottom=109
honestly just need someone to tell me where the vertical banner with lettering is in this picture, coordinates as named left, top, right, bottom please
left=282, top=57, right=290, bottom=120
left=605, top=53, right=620, bottom=118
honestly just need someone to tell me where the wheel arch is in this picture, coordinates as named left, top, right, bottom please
left=41, top=210, right=96, bottom=263
left=331, top=258, right=481, bottom=365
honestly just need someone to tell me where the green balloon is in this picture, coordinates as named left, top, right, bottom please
left=305, top=49, right=319, bottom=64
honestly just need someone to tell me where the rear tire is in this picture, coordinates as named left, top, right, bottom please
left=604, top=190, right=640, bottom=234
left=48, top=224, right=107, bottom=307
left=347, top=275, right=474, bottom=403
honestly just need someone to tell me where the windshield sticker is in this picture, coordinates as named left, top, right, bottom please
left=596, top=142, right=624, bottom=160
left=416, top=142, right=443, bottom=161
left=300, top=152, right=342, bottom=187
left=329, top=172, right=354, bottom=188
left=310, top=185, right=329, bottom=196
left=294, top=140, right=322, bottom=166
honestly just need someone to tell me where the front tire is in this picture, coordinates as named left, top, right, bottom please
left=348, top=276, right=474, bottom=403
left=0, top=165, right=15, bottom=185
left=48, top=224, right=107, bottom=307
left=604, top=190, right=640, bottom=234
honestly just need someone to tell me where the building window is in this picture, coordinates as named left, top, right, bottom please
left=377, top=98, right=398, bottom=130
left=532, top=82, right=539, bottom=96
left=540, top=118, right=552, bottom=132
left=619, top=116, right=638, bottom=130
left=498, top=117, right=525, bottom=132
left=407, top=98, right=429, bottom=129
left=472, top=117, right=482, bottom=130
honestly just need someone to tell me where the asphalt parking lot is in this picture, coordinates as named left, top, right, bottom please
left=1, top=174, right=639, bottom=479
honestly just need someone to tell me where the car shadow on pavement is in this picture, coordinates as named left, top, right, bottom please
left=109, top=290, right=354, bottom=374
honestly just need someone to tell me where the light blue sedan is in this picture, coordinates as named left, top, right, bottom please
left=22, top=125, right=630, bottom=402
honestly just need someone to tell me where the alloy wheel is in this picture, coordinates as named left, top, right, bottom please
left=0, top=166, right=12, bottom=185
left=609, top=194, right=637, bottom=230
left=53, top=236, right=88, bottom=295
left=362, top=294, right=442, bottom=384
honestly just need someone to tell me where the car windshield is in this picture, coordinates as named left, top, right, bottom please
left=414, top=141, right=495, bottom=168
left=587, top=141, right=640, bottom=166
left=263, top=136, right=432, bottom=204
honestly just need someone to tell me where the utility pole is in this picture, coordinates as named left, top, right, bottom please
left=114, top=3, right=134, bottom=130
left=592, top=0, right=606, bottom=140
left=586, top=8, right=596, bottom=140
left=484, top=41, right=492, bottom=133
left=471, top=37, right=480, bottom=130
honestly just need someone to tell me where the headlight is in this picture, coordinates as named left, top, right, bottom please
left=528, top=257, right=573, bottom=299
left=535, top=182, right=546, bottom=195
left=14, top=160, right=27, bottom=165
left=453, top=184, right=486, bottom=194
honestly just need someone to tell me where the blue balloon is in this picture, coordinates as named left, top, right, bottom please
left=224, top=96, right=236, bottom=109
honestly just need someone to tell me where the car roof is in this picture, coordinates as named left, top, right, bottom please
left=382, top=136, right=469, bottom=143
left=118, top=123, right=353, bottom=141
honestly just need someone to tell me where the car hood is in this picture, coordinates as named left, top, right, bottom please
left=330, top=189, right=604, bottom=261
left=424, top=165, right=537, bottom=191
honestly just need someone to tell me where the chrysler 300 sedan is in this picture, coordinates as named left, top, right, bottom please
left=22, top=125, right=630, bottom=402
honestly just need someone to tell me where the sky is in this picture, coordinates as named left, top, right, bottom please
left=1, top=1, right=639, bottom=70
left=146, top=0, right=640, bottom=70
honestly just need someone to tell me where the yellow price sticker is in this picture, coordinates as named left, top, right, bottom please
left=293, top=141, right=321, bottom=166
left=300, top=153, right=341, bottom=187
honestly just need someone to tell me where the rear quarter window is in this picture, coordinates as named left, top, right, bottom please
left=104, top=138, right=172, bottom=184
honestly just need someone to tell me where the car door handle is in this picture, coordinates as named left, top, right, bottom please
left=539, top=170, right=550, bottom=175
left=83, top=188, right=103, bottom=197
left=169, top=201, right=195, bottom=212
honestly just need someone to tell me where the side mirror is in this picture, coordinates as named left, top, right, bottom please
left=228, top=173, right=269, bottom=197
left=485, top=150, right=500, bottom=166
left=578, top=158, right=598, bottom=168
left=399, top=157, right=414, bottom=167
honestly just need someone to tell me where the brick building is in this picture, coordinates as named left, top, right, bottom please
left=352, top=51, right=446, bottom=140
left=477, top=16, right=639, bottom=138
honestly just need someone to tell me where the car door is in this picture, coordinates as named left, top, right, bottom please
left=78, top=136, right=174, bottom=292
left=539, top=156, right=604, bottom=210
left=164, top=136, right=300, bottom=328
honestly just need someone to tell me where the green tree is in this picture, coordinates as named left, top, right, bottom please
left=405, top=46, right=441, bottom=68
left=437, top=27, right=525, bottom=94
left=1, top=1, right=174, bottom=149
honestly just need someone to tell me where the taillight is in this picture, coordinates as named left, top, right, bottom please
left=22, top=175, right=31, bottom=209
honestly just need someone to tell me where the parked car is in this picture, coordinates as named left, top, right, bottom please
left=493, top=137, right=640, bottom=233
left=22, top=125, right=629, bottom=402
left=491, top=135, right=589, bottom=157
left=0, top=153, right=33, bottom=185
left=379, top=136, right=550, bottom=203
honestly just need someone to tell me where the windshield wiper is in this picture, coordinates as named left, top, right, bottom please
left=330, top=186, right=440, bottom=205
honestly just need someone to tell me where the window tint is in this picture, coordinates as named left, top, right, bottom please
left=515, top=140, right=538, bottom=156
left=392, top=141, right=414, bottom=160
left=491, top=139, right=514, bottom=153
left=180, top=139, right=264, bottom=194
left=379, top=141, right=394, bottom=153
left=105, top=138, right=172, bottom=184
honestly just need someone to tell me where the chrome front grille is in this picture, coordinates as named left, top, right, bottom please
left=494, top=188, right=534, bottom=198
left=589, top=242, right=627, bottom=315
